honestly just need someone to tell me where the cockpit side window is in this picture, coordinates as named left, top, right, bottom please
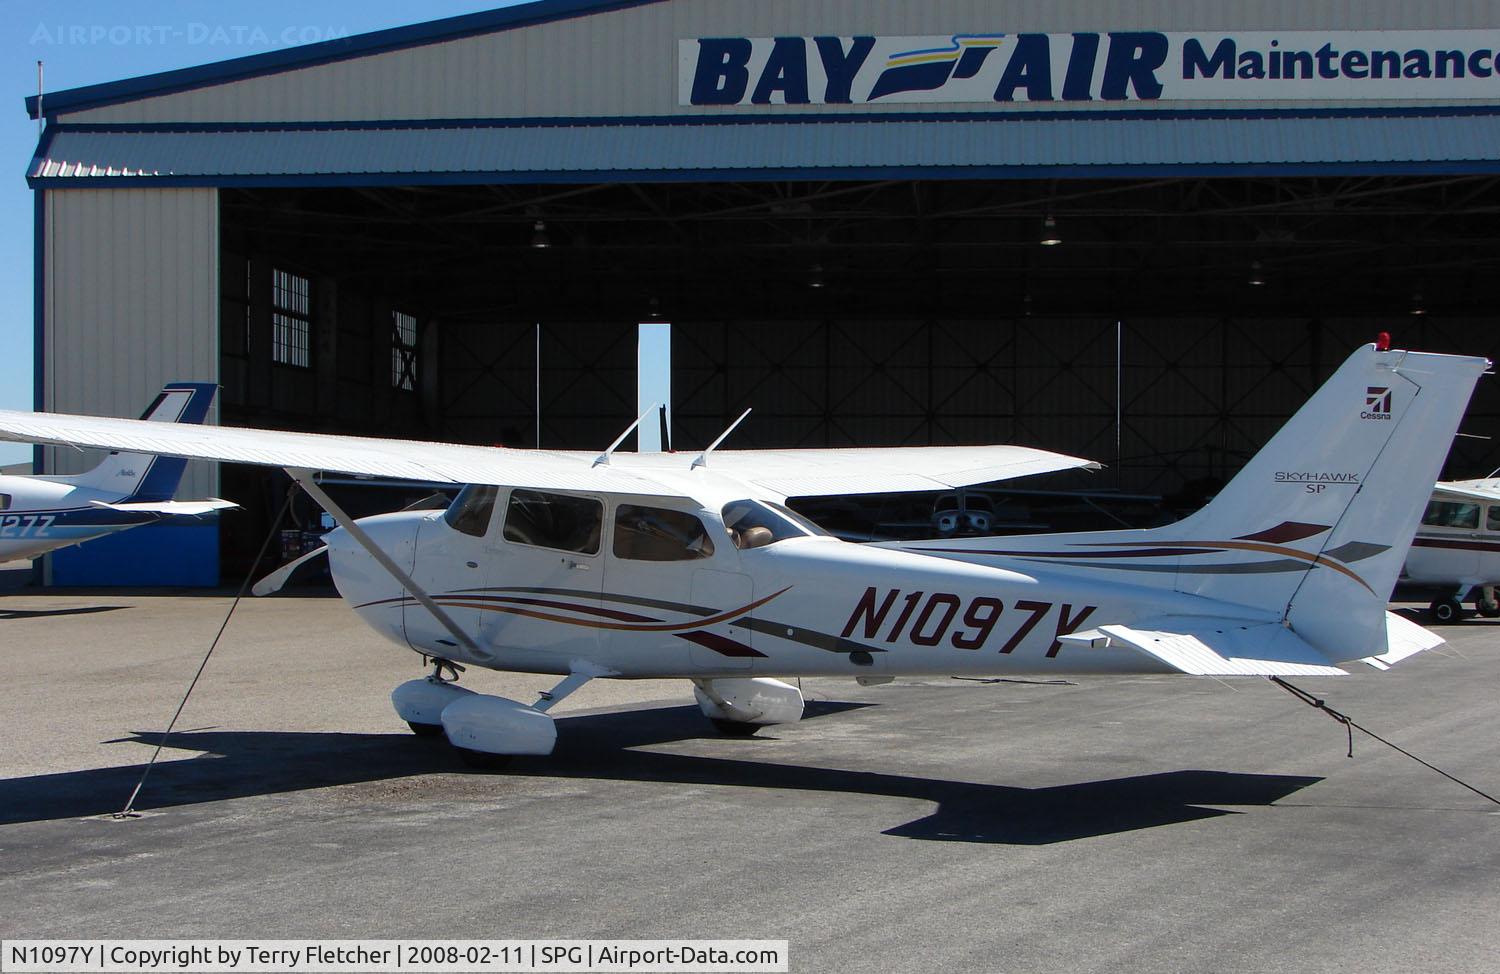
left=613, top=505, right=716, bottom=561
left=721, top=499, right=827, bottom=549
left=443, top=484, right=498, bottom=537
left=503, top=489, right=603, bottom=554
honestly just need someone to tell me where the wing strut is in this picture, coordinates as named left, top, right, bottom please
left=285, top=467, right=484, bottom=657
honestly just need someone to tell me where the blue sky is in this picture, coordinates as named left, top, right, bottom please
left=0, top=0, right=523, bottom=463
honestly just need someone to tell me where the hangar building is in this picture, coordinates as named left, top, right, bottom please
left=25, top=0, right=1500, bottom=585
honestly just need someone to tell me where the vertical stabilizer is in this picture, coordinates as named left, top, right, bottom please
left=903, top=344, right=1488, bottom=664
left=1166, top=345, right=1487, bottom=658
left=56, top=383, right=216, bottom=501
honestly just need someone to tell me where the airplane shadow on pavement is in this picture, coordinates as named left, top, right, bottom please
left=0, top=702, right=1319, bottom=844
left=0, top=604, right=129, bottom=620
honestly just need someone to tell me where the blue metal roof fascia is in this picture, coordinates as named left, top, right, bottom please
left=29, top=160, right=1500, bottom=189
left=38, top=104, right=1500, bottom=132
left=30, top=114, right=1500, bottom=184
left=22, top=0, right=668, bottom=120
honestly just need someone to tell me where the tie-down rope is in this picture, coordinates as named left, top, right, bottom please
left=1270, top=676, right=1499, bottom=807
left=114, top=485, right=298, bottom=819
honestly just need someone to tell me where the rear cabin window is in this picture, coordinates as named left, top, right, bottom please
left=504, top=489, right=603, bottom=554
left=613, top=505, right=715, bottom=562
left=1488, top=507, right=1500, bottom=532
left=1421, top=500, right=1480, bottom=530
left=0, top=493, right=10, bottom=510
left=443, top=484, right=498, bottom=537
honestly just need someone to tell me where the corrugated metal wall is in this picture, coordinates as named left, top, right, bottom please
left=64, top=0, right=1500, bottom=124
left=416, top=313, right=1500, bottom=495
left=439, top=320, right=637, bottom=450
left=675, top=316, right=1500, bottom=495
left=41, top=187, right=219, bottom=497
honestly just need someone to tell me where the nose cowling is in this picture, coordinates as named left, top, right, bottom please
left=324, top=511, right=424, bottom=604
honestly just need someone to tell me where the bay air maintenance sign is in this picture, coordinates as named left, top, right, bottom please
left=679, top=31, right=1500, bottom=105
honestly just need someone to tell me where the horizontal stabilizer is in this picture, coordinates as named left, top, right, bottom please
left=88, top=498, right=238, bottom=515
left=1096, top=617, right=1348, bottom=677
left=1361, top=612, right=1445, bottom=670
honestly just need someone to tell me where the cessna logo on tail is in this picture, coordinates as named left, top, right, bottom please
left=1363, top=386, right=1392, bottom=419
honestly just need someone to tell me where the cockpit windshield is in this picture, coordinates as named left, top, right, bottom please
left=721, top=499, right=827, bottom=550
left=443, top=484, right=498, bottom=537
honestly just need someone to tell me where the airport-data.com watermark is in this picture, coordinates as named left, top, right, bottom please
left=29, top=22, right=351, bottom=48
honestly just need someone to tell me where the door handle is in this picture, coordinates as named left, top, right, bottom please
left=565, top=559, right=590, bottom=571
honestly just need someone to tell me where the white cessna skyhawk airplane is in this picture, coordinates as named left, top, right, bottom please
left=0, top=383, right=233, bottom=562
left=0, top=344, right=1485, bottom=763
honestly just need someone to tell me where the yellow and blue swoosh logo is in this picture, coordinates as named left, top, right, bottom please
left=869, top=34, right=1006, bottom=100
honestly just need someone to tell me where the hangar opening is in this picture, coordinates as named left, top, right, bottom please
left=213, top=174, right=1500, bottom=572
left=25, top=1, right=1500, bottom=584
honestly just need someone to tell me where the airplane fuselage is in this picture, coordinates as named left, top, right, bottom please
left=328, top=496, right=1264, bottom=680
left=0, top=474, right=160, bottom=561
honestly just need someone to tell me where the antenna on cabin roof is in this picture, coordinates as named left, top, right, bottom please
left=594, top=404, right=657, bottom=467
left=36, top=61, right=43, bottom=134
left=691, top=408, right=752, bottom=470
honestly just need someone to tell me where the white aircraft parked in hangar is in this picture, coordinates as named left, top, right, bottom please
left=1402, top=477, right=1500, bottom=622
left=0, top=383, right=233, bottom=562
left=0, top=343, right=1485, bottom=764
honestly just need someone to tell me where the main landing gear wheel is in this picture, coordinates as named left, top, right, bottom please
left=407, top=721, right=445, bottom=738
left=454, top=747, right=513, bottom=771
left=1477, top=597, right=1500, bottom=618
left=1429, top=598, right=1464, bottom=623
left=711, top=719, right=763, bottom=737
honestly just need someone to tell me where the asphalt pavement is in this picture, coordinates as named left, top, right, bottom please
left=1, top=589, right=1496, bottom=973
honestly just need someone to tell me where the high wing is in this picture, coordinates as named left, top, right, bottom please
left=0, top=408, right=1097, bottom=499
left=653, top=446, right=1100, bottom=498
left=1431, top=480, right=1500, bottom=504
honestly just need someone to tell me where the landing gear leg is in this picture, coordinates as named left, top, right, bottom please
left=392, top=657, right=471, bottom=738
left=1476, top=585, right=1500, bottom=619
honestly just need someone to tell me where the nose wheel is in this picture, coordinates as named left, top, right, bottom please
left=393, top=657, right=471, bottom=739
left=1428, top=597, right=1464, bottom=623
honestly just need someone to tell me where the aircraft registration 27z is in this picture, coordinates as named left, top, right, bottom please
left=0, top=514, right=55, bottom=538
left=841, top=587, right=1097, bottom=656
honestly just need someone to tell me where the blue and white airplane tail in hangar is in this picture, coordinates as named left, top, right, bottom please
left=0, top=383, right=235, bottom=562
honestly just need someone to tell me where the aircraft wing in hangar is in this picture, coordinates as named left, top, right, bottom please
left=0, top=408, right=1099, bottom=500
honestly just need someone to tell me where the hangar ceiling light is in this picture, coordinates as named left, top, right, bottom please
left=1039, top=214, right=1062, bottom=247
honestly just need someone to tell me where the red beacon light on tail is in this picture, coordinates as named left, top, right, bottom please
left=1376, top=331, right=1392, bottom=351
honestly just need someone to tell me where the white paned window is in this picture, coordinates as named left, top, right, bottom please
left=392, top=310, right=418, bottom=391
left=272, top=268, right=311, bottom=368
